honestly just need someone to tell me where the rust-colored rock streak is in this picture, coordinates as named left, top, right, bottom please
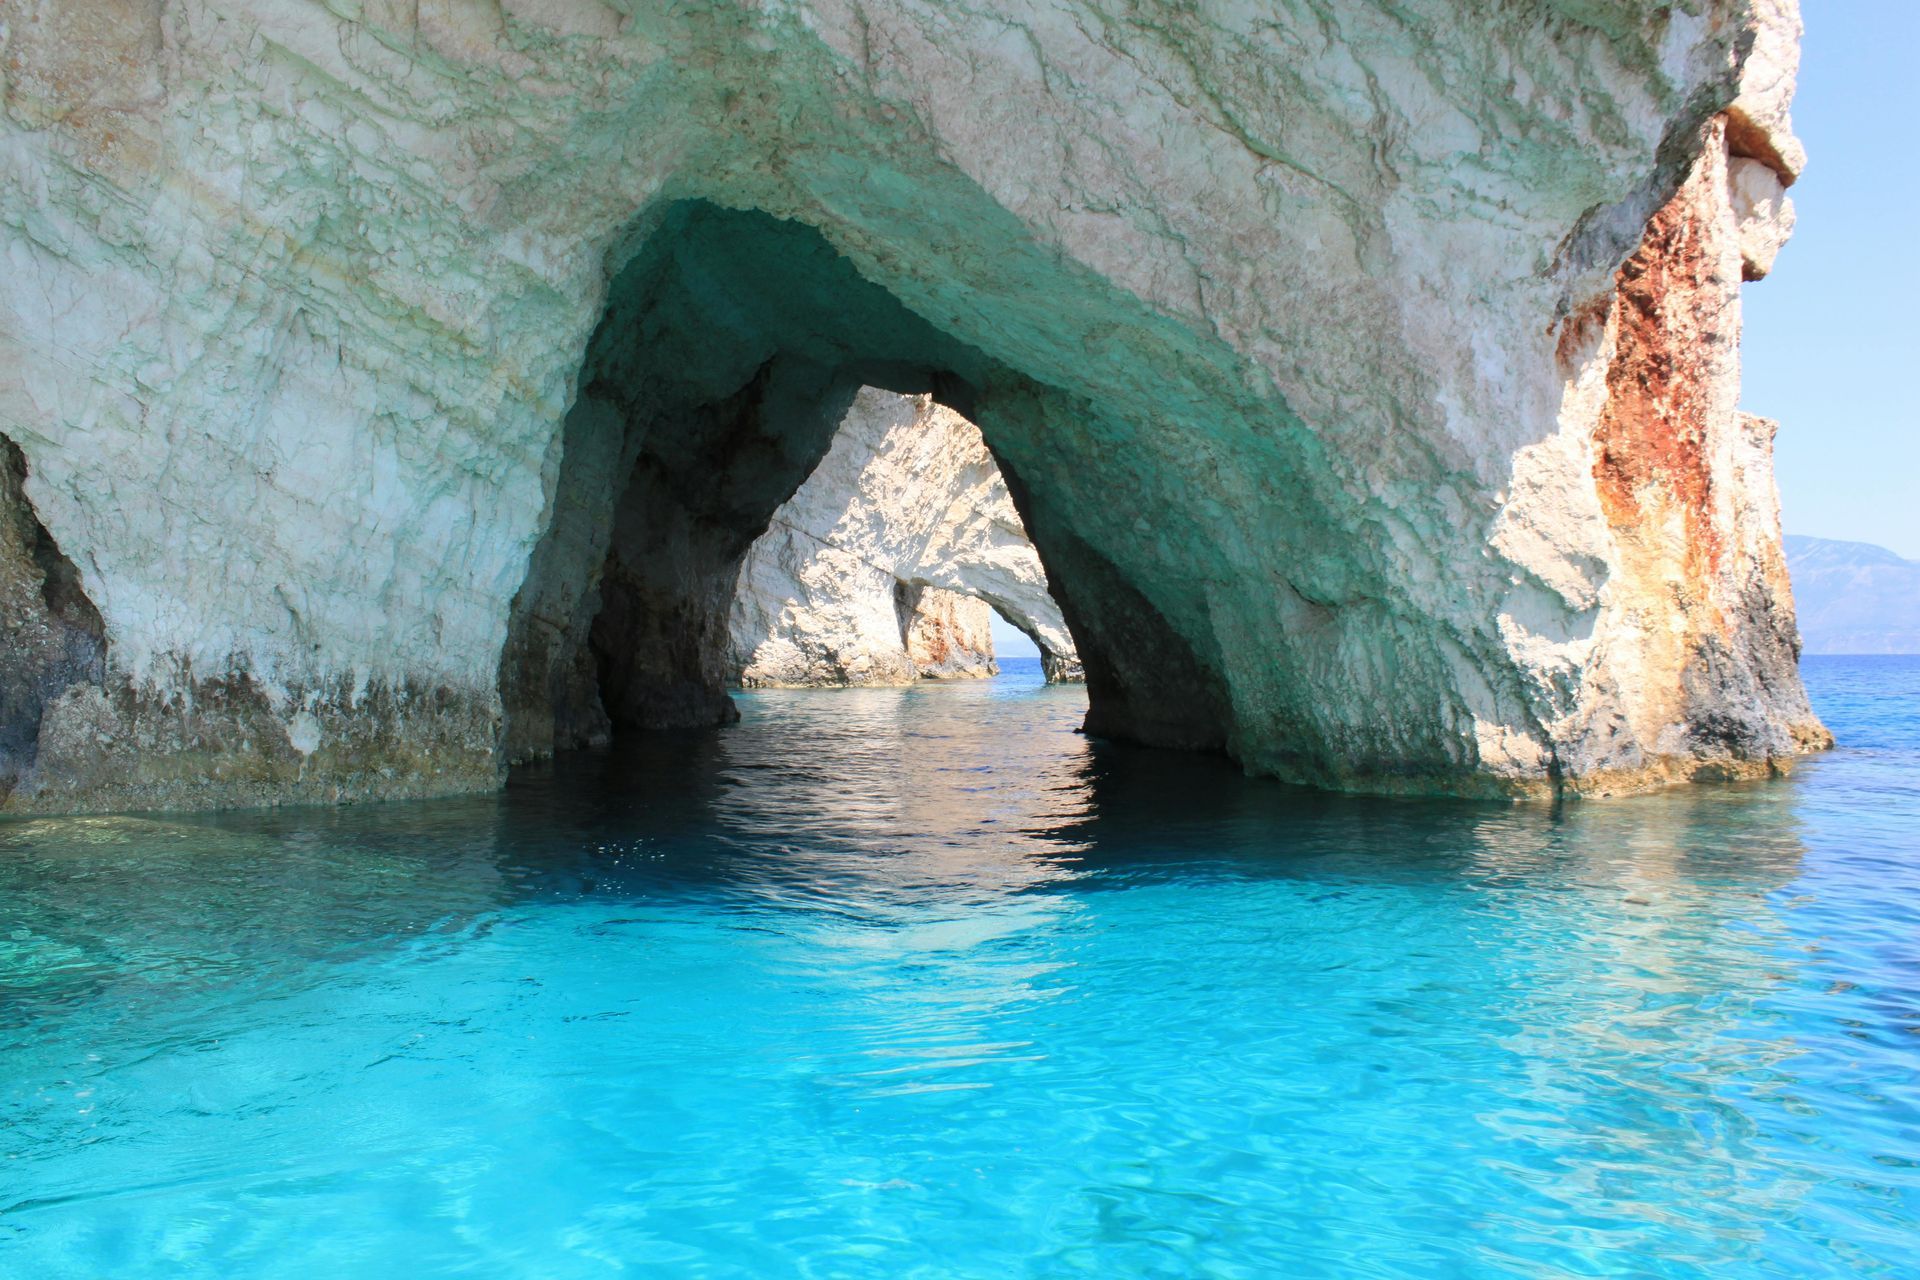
left=1593, top=118, right=1734, bottom=592
left=1570, top=115, right=1830, bottom=791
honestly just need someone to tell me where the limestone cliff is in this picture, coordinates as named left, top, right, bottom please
left=0, top=0, right=1825, bottom=810
left=903, top=589, right=1001, bottom=682
left=729, top=388, right=1080, bottom=688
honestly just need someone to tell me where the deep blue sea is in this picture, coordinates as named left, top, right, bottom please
left=2, top=655, right=1916, bottom=1277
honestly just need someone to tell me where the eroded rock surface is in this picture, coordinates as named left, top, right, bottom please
left=0, top=435, right=104, bottom=805
left=903, top=589, right=1001, bottom=682
left=729, top=388, right=1080, bottom=688
left=0, top=0, right=1825, bottom=809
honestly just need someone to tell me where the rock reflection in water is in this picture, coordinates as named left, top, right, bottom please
left=4, top=668, right=1913, bottom=1278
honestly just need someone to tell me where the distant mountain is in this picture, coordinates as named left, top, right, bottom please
left=1784, top=535, right=1920, bottom=655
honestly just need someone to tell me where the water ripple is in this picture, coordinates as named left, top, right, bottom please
left=1, top=661, right=1917, bottom=1276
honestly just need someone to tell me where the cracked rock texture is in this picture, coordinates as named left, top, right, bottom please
left=902, top=588, right=1000, bottom=682
left=1, top=434, right=104, bottom=805
left=729, top=388, right=1081, bottom=688
left=0, top=0, right=1825, bottom=810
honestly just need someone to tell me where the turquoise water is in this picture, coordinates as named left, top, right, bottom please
left=3, top=656, right=1917, bottom=1277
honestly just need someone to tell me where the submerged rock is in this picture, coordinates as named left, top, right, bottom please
left=729, top=388, right=1081, bottom=688
left=0, top=0, right=1826, bottom=810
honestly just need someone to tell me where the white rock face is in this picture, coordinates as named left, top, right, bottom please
left=729, top=388, right=1080, bottom=688
left=1729, top=157, right=1795, bottom=280
left=903, top=589, right=1000, bottom=681
left=0, top=0, right=1827, bottom=809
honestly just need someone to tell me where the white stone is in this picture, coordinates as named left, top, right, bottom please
left=729, top=389, right=1079, bottom=687
left=1728, top=0, right=1808, bottom=180
left=1729, top=157, right=1795, bottom=280
left=0, top=0, right=1827, bottom=808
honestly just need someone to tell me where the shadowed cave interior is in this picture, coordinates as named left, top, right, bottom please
left=498, top=200, right=1232, bottom=767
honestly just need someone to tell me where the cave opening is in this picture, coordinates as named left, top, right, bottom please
left=498, top=200, right=1231, bottom=767
left=725, top=383, right=1085, bottom=691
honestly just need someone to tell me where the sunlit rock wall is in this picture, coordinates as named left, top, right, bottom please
left=903, top=589, right=1000, bottom=682
left=729, top=388, right=1079, bottom=688
left=0, top=0, right=1824, bottom=810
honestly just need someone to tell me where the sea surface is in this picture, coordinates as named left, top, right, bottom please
left=2, top=655, right=1916, bottom=1277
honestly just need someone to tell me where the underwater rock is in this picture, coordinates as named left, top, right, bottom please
left=0, top=0, right=1824, bottom=809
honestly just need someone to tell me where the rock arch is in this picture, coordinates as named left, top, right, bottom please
left=0, top=0, right=1826, bottom=810
left=726, top=386, right=1082, bottom=689
left=493, top=199, right=1201, bottom=762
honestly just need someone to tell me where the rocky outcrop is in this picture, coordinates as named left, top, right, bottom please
left=728, top=388, right=1080, bottom=688
left=1538, top=119, right=1829, bottom=791
left=902, top=588, right=1001, bottom=681
left=1, top=434, right=104, bottom=806
left=0, top=0, right=1825, bottom=810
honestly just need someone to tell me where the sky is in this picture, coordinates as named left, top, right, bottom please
left=990, top=609, right=1041, bottom=659
left=1741, top=0, right=1920, bottom=559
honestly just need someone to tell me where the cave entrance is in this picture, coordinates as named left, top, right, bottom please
left=725, top=385, right=1084, bottom=690
left=498, top=200, right=1228, bottom=766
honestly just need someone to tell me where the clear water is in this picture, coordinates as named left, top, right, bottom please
left=3, top=655, right=1916, bottom=1277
